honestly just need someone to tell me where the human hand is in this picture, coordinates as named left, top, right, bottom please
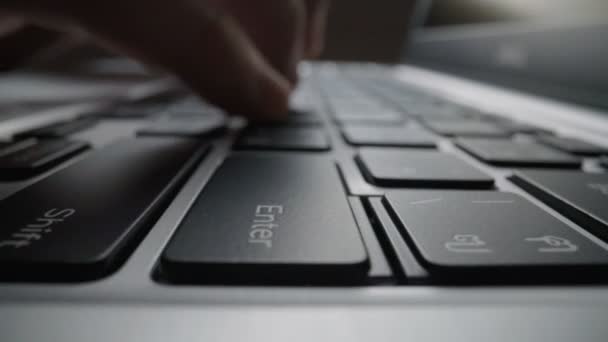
left=0, top=0, right=330, bottom=120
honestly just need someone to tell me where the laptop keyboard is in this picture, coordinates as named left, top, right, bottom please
left=1, top=63, right=608, bottom=286
left=0, top=139, right=90, bottom=180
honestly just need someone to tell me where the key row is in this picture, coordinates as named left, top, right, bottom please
left=1, top=149, right=608, bottom=284
left=379, top=189, right=608, bottom=283
left=232, top=119, right=606, bottom=173
left=336, top=75, right=608, bottom=159
left=339, top=124, right=603, bottom=170
left=161, top=155, right=608, bottom=284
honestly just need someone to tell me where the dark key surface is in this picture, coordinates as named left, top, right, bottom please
left=161, top=153, right=369, bottom=284
left=602, top=156, right=608, bottom=168
left=138, top=114, right=226, bottom=137
left=536, top=135, right=608, bottom=156
left=256, top=109, right=322, bottom=126
left=511, top=170, right=608, bottom=242
left=357, top=148, right=493, bottom=188
left=384, top=190, right=608, bottom=281
left=285, top=109, right=323, bottom=125
left=457, top=138, right=581, bottom=168
left=0, top=139, right=90, bottom=179
left=333, top=111, right=405, bottom=125
left=0, top=138, right=38, bottom=157
left=17, top=118, right=98, bottom=138
left=342, top=125, right=436, bottom=148
left=0, top=141, right=14, bottom=150
left=0, top=138, right=208, bottom=281
left=423, top=120, right=511, bottom=137
left=236, top=126, right=330, bottom=151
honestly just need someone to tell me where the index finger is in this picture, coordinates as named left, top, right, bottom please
left=2, top=0, right=292, bottom=120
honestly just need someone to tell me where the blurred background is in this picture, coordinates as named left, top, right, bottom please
left=3, top=0, right=607, bottom=65
left=320, top=0, right=415, bottom=63
left=321, top=0, right=608, bottom=62
left=323, top=0, right=608, bottom=109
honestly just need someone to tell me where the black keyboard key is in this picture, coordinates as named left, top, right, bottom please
left=0, top=139, right=38, bottom=157
left=0, top=141, right=14, bottom=150
left=511, top=170, right=608, bottom=242
left=138, top=114, right=226, bottom=137
left=536, top=135, right=608, bottom=156
left=457, top=138, right=581, bottom=168
left=342, top=125, right=436, bottom=148
left=287, top=109, right=323, bottom=125
left=357, top=148, right=493, bottom=188
left=236, top=126, right=330, bottom=151
left=17, top=118, right=98, bottom=138
left=161, top=153, right=369, bottom=284
left=333, top=112, right=405, bottom=125
left=384, top=190, right=608, bottom=282
left=274, top=109, right=322, bottom=126
left=0, top=139, right=90, bottom=180
left=601, top=156, right=608, bottom=168
left=0, top=138, right=208, bottom=281
left=423, top=120, right=511, bottom=137
left=247, top=109, right=323, bottom=128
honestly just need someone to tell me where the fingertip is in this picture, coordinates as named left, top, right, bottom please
left=251, top=69, right=292, bottom=121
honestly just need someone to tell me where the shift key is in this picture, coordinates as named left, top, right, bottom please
left=161, top=153, right=370, bottom=284
left=0, top=138, right=208, bottom=281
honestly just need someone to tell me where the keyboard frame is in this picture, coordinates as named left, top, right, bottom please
left=2, top=63, right=608, bottom=342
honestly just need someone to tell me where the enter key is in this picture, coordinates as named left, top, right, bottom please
left=160, top=153, right=369, bottom=284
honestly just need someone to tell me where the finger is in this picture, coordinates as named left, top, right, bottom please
left=210, top=0, right=306, bottom=84
left=304, top=0, right=330, bottom=58
left=0, top=15, right=64, bottom=70
left=6, top=0, right=292, bottom=120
